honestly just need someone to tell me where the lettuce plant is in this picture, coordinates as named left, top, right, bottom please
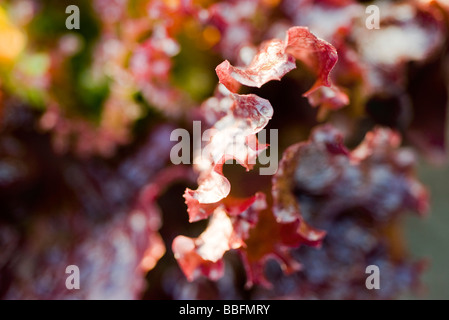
left=0, top=0, right=447, bottom=299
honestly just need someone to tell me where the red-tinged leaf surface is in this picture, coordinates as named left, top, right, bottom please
left=201, top=89, right=235, bottom=126
left=172, top=209, right=232, bottom=282
left=273, top=125, right=429, bottom=225
left=305, top=85, right=349, bottom=119
left=215, top=26, right=343, bottom=114
left=307, top=83, right=348, bottom=106
left=215, top=26, right=339, bottom=99
left=184, top=183, right=264, bottom=223
left=240, top=207, right=325, bottom=288
left=216, top=40, right=296, bottom=92
left=185, top=93, right=272, bottom=221
left=284, top=26, right=338, bottom=96
left=241, top=124, right=429, bottom=296
left=184, top=161, right=231, bottom=222
left=215, top=61, right=242, bottom=94
left=173, top=193, right=267, bottom=282
left=200, top=94, right=272, bottom=170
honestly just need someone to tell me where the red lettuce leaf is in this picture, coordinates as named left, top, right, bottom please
left=216, top=40, right=296, bottom=92
left=185, top=93, right=272, bottom=222
left=216, top=26, right=338, bottom=98
left=173, top=192, right=267, bottom=282
left=284, top=26, right=338, bottom=96
left=272, top=125, right=429, bottom=225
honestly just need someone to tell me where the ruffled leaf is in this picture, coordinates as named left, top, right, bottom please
left=273, top=125, right=429, bottom=225
left=173, top=192, right=267, bottom=282
left=284, top=26, right=338, bottom=96
left=216, top=26, right=339, bottom=98
left=216, top=40, right=296, bottom=93
left=186, top=94, right=272, bottom=221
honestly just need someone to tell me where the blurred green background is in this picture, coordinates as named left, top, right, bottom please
left=406, top=125, right=449, bottom=299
